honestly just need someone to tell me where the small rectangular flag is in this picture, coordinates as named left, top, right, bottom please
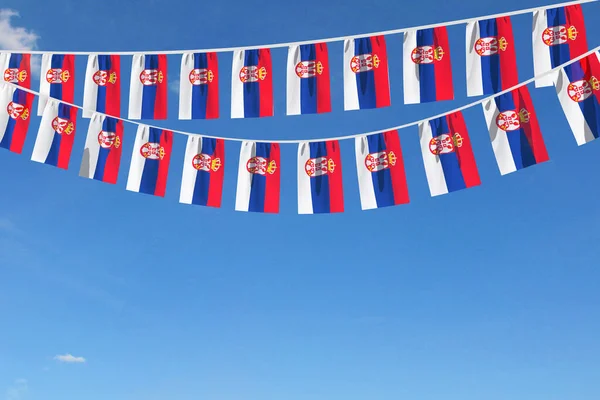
left=482, top=86, right=549, bottom=175
left=419, top=111, right=480, bottom=196
left=180, top=135, right=225, bottom=208
left=79, top=113, right=124, bottom=184
left=553, top=53, right=600, bottom=145
left=287, top=43, right=331, bottom=115
left=0, top=85, right=33, bottom=154
left=126, top=125, right=173, bottom=197
left=466, top=17, right=518, bottom=96
left=403, top=27, right=454, bottom=104
left=31, top=100, right=77, bottom=170
left=38, top=54, right=75, bottom=116
left=128, top=54, right=168, bottom=120
left=355, top=130, right=409, bottom=210
left=344, top=36, right=390, bottom=110
left=83, top=54, right=121, bottom=118
left=298, top=140, right=344, bottom=214
left=235, top=141, right=280, bottom=213
left=231, top=49, right=273, bottom=118
left=1, top=53, right=30, bottom=88
left=179, top=52, right=219, bottom=119
left=533, top=4, right=588, bottom=88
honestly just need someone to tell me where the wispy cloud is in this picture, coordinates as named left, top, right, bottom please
left=5, top=379, right=28, bottom=400
left=54, top=354, right=86, bottom=363
left=0, top=10, right=38, bottom=50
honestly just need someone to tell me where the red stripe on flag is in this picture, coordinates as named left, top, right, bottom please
left=207, top=138, right=225, bottom=208
left=565, top=5, right=588, bottom=60
left=62, top=55, right=76, bottom=104
left=155, top=130, right=173, bottom=197
left=514, top=87, right=549, bottom=164
left=327, top=140, right=344, bottom=213
left=371, top=36, right=391, bottom=108
left=496, top=17, right=519, bottom=90
left=258, top=49, right=273, bottom=118
left=315, top=43, right=332, bottom=114
left=154, top=54, right=168, bottom=119
left=106, top=55, right=121, bottom=118
left=383, top=130, right=410, bottom=205
left=56, top=106, right=78, bottom=170
left=206, top=52, right=219, bottom=119
left=9, top=92, right=34, bottom=154
left=433, top=26, right=454, bottom=101
left=102, top=120, right=124, bottom=184
left=447, top=111, right=480, bottom=188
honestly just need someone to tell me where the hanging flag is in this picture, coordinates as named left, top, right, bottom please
left=287, top=43, right=331, bottom=115
left=355, top=130, right=409, bottom=210
left=466, top=17, right=518, bottom=96
left=482, top=86, right=549, bottom=175
left=0, top=85, right=34, bottom=154
left=235, top=141, right=280, bottom=213
left=533, top=4, right=588, bottom=88
left=231, top=49, right=273, bottom=118
left=79, top=113, right=124, bottom=184
left=38, top=54, right=75, bottom=116
left=419, top=111, right=480, bottom=196
left=31, top=100, right=77, bottom=170
left=126, top=125, right=173, bottom=197
left=403, top=27, right=453, bottom=104
left=344, top=36, right=390, bottom=110
left=1, top=53, right=30, bottom=89
left=83, top=54, right=121, bottom=118
left=553, top=52, right=600, bottom=145
left=128, top=54, right=168, bottom=120
left=179, top=52, right=219, bottom=119
left=180, top=136, right=225, bottom=207
left=298, top=140, right=344, bottom=214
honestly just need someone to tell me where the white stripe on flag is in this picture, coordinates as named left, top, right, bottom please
left=79, top=113, right=103, bottom=180
left=482, top=99, right=518, bottom=175
left=179, top=53, right=194, bottom=120
left=466, top=21, right=483, bottom=97
left=403, top=30, right=421, bottom=105
left=126, top=124, right=148, bottom=192
left=31, top=99, right=59, bottom=164
left=128, top=54, right=145, bottom=120
left=297, top=142, right=314, bottom=214
left=343, top=39, right=360, bottom=111
left=286, top=45, right=302, bottom=115
left=0, top=84, right=15, bottom=143
left=532, top=10, right=553, bottom=88
left=554, top=69, right=596, bottom=145
left=355, top=136, right=378, bottom=210
left=231, top=50, right=245, bottom=119
left=83, top=55, right=99, bottom=118
left=180, top=135, right=202, bottom=204
left=419, top=121, right=449, bottom=196
left=37, top=54, right=52, bottom=116
left=0, top=54, right=9, bottom=79
left=235, top=141, right=255, bottom=212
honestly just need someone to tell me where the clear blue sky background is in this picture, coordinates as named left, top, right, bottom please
left=1, top=0, right=599, bottom=399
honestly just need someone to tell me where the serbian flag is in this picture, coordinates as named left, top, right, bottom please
left=403, top=27, right=453, bottom=104
left=419, top=111, right=480, bottom=196
left=83, top=55, right=121, bottom=118
left=38, top=54, right=75, bottom=116
left=533, top=5, right=588, bottom=88
left=31, top=100, right=77, bottom=170
left=128, top=54, right=168, bottom=120
left=0, top=85, right=33, bottom=154
left=355, top=130, right=409, bottom=210
left=344, top=36, right=390, bottom=110
left=1, top=53, right=30, bottom=89
left=298, top=140, right=344, bottom=214
left=179, top=52, right=219, bottom=119
left=235, top=141, right=280, bottom=213
left=466, top=17, right=518, bottom=96
left=482, top=86, right=549, bottom=175
left=126, top=125, right=173, bottom=197
left=79, top=113, right=124, bottom=184
left=180, top=136, right=225, bottom=208
left=231, top=49, right=273, bottom=119
left=553, top=53, right=600, bottom=145
left=287, top=43, right=331, bottom=115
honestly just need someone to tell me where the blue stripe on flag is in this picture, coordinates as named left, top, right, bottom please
left=300, top=44, right=317, bottom=114
left=8, top=54, right=22, bottom=68
left=479, top=19, right=502, bottom=94
left=367, top=133, right=395, bottom=208
left=430, top=117, right=466, bottom=192
left=96, top=55, right=111, bottom=114
left=92, top=117, right=117, bottom=181
left=495, top=93, right=536, bottom=170
left=565, top=63, right=600, bottom=140
left=49, top=54, right=64, bottom=100
left=191, top=53, right=209, bottom=119
left=309, top=142, right=331, bottom=213
left=248, top=142, right=270, bottom=212
left=243, top=50, right=260, bottom=118
left=417, top=28, right=437, bottom=103
left=141, top=55, right=159, bottom=119
left=354, top=38, right=377, bottom=109
left=0, top=90, right=21, bottom=149
left=546, top=8, right=570, bottom=69
left=191, top=137, right=216, bottom=206
left=139, top=128, right=162, bottom=194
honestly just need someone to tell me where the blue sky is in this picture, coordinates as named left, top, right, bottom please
left=1, top=0, right=600, bottom=399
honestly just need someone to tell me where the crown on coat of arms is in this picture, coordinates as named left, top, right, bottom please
left=498, top=37, right=508, bottom=51
left=387, top=151, right=397, bottom=166
left=327, top=158, right=336, bottom=173
left=519, top=108, right=531, bottom=124
left=434, top=46, right=445, bottom=61
left=258, top=67, right=268, bottom=80
left=157, top=71, right=164, bottom=83
left=108, top=72, right=118, bottom=84
left=64, top=122, right=75, bottom=135
left=207, top=70, right=215, bottom=82
left=316, top=61, right=324, bottom=75
left=372, top=54, right=381, bottom=68
left=567, top=26, right=578, bottom=40
left=590, top=76, right=600, bottom=91
left=266, top=160, right=277, bottom=175
left=453, top=133, right=464, bottom=148
left=211, top=157, right=222, bottom=172
left=114, top=136, right=121, bottom=148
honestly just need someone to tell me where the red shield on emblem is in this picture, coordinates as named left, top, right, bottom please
left=98, top=131, right=117, bottom=149
left=495, top=110, right=521, bottom=131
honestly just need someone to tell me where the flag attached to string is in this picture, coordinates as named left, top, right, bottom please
left=38, top=54, right=75, bottom=116
left=126, top=125, right=173, bottom=197
left=128, top=54, right=168, bottom=120
left=1, top=53, right=30, bottom=89
left=466, top=17, right=518, bottom=96
left=482, top=86, right=549, bottom=175
left=31, top=100, right=77, bottom=170
left=79, top=113, right=124, bottom=184
left=355, top=130, right=409, bottom=210
left=419, top=111, right=480, bottom=196
left=403, top=27, right=453, bottom=104
left=235, top=141, right=280, bottom=213
left=287, top=43, right=331, bottom=115
left=298, top=140, right=344, bottom=214
left=0, top=85, right=33, bottom=154
left=344, top=36, right=390, bottom=110
left=179, top=52, right=219, bottom=120
left=231, top=49, right=273, bottom=119
left=554, top=52, right=600, bottom=145
left=83, top=55, right=121, bottom=118
left=533, top=4, right=588, bottom=88
left=180, top=136, right=225, bottom=208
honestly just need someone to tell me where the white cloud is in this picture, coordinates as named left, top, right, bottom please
left=0, top=10, right=38, bottom=50
left=5, top=379, right=28, bottom=400
left=54, top=354, right=86, bottom=363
